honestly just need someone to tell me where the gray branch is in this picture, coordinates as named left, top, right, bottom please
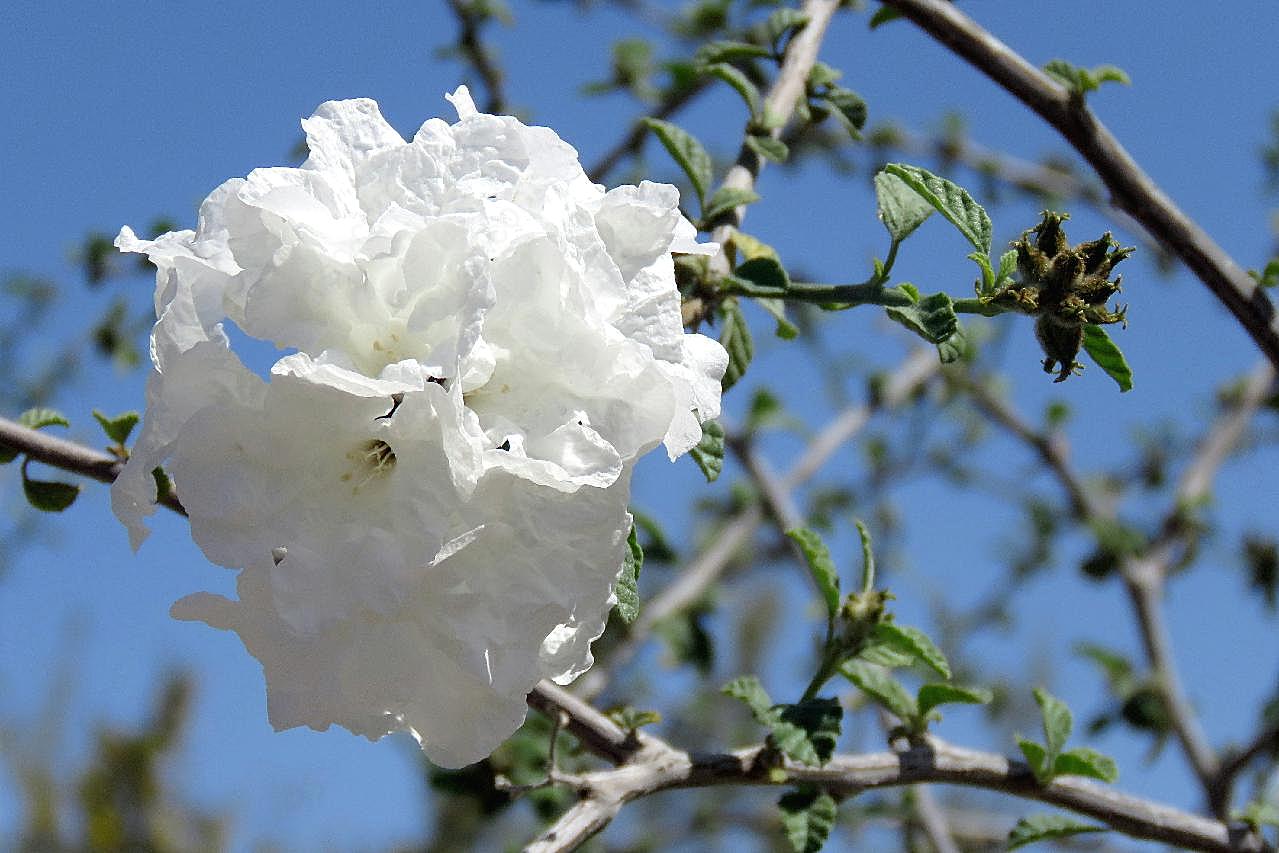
left=881, top=0, right=1279, bottom=371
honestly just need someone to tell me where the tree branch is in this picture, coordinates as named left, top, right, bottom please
left=445, top=0, right=508, bottom=115
left=881, top=0, right=1279, bottom=372
left=0, top=415, right=185, bottom=516
left=523, top=727, right=1269, bottom=853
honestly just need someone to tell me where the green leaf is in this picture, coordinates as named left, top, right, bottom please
left=1033, top=687, right=1073, bottom=759
left=643, top=118, right=713, bottom=205
left=615, top=524, right=644, bottom=624
left=704, top=62, right=761, bottom=119
left=854, top=519, right=875, bottom=592
left=152, top=466, right=173, bottom=503
left=807, top=61, right=841, bottom=89
left=917, top=683, right=992, bottom=718
left=759, top=8, right=809, bottom=45
left=723, top=674, right=775, bottom=722
left=772, top=698, right=842, bottom=766
left=883, top=163, right=992, bottom=254
left=756, top=298, right=799, bottom=340
left=1008, top=814, right=1107, bottom=850
left=695, top=40, right=773, bottom=64
left=734, top=256, right=790, bottom=294
left=1250, top=258, right=1279, bottom=288
left=1234, top=800, right=1279, bottom=829
left=778, top=786, right=837, bottom=853
left=857, top=642, right=918, bottom=669
left=936, top=323, right=971, bottom=364
left=92, top=409, right=140, bottom=446
left=703, top=186, right=761, bottom=223
left=1017, top=737, right=1050, bottom=783
left=690, top=419, right=725, bottom=483
left=0, top=444, right=16, bottom=465
left=730, top=230, right=780, bottom=262
left=21, top=462, right=79, bottom=513
left=19, top=407, right=69, bottom=430
left=842, top=660, right=917, bottom=720
left=719, top=299, right=754, bottom=390
left=606, top=706, right=662, bottom=731
left=874, top=170, right=934, bottom=242
left=868, top=6, right=903, bottom=28
left=746, top=134, right=789, bottom=164
left=787, top=527, right=840, bottom=620
left=996, top=248, right=1018, bottom=285
left=872, top=623, right=951, bottom=680
left=1081, top=325, right=1133, bottom=392
left=823, top=88, right=866, bottom=139
left=886, top=291, right=959, bottom=345
left=1043, top=59, right=1130, bottom=96
left=1053, top=747, right=1118, bottom=783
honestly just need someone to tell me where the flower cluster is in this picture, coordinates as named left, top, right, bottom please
left=114, top=87, right=726, bottom=767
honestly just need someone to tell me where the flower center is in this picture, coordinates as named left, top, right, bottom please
left=340, top=438, right=397, bottom=493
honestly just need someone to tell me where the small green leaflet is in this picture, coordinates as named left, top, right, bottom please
left=883, top=163, right=992, bottom=255
left=1081, top=324, right=1133, bottom=392
left=19, top=407, right=69, bottom=430
left=854, top=519, right=875, bottom=592
left=614, top=524, right=644, bottom=624
left=786, top=527, right=840, bottom=619
left=874, top=169, right=934, bottom=242
left=606, top=706, right=661, bottom=732
left=703, top=62, right=761, bottom=120
left=916, top=683, right=992, bottom=718
left=643, top=118, right=713, bottom=206
left=1052, top=746, right=1119, bottom=783
left=723, top=674, right=775, bottom=720
left=702, top=187, right=761, bottom=224
left=868, top=6, right=903, bottom=28
left=732, top=256, right=789, bottom=295
left=690, top=419, right=725, bottom=483
left=756, top=298, right=799, bottom=340
left=1043, top=59, right=1131, bottom=96
left=842, top=660, right=916, bottom=720
left=885, top=291, right=959, bottom=345
left=758, top=8, right=809, bottom=47
left=21, top=460, right=79, bottom=513
left=1008, top=814, right=1107, bottom=850
left=871, top=623, right=951, bottom=680
left=1018, top=737, right=1051, bottom=783
left=719, top=299, right=754, bottom=390
left=1034, top=687, right=1072, bottom=759
left=746, top=134, right=788, bottom=164
left=1234, top=800, right=1279, bottom=830
left=722, top=676, right=842, bottom=767
left=93, top=409, right=140, bottom=446
left=695, top=40, right=773, bottom=64
left=778, top=786, right=837, bottom=853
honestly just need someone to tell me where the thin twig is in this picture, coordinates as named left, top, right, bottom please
left=881, top=0, right=1279, bottom=371
left=445, top=0, right=508, bottom=115
left=0, top=415, right=185, bottom=516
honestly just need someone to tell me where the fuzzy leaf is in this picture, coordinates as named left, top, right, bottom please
left=1008, top=814, right=1107, bottom=850
left=883, top=163, right=992, bottom=254
left=787, top=527, right=840, bottom=619
left=690, top=419, right=725, bottom=483
left=703, top=187, right=761, bottom=223
left=719, top=299, right=754, bottom=390
left=723, top=675, right=774, bottom=720
left=759, top=8, right=809, bottom=45
left=917, top=683, right=992, bottom=718
left=778, top=786, right=837, bottom=853
left=1034, top=688, right=1073, bottom=759
left=704, top=62, right=761, bottom=119
left=733, top=256, right=790, bottom=294
left=19, top=407, right=69, bottom=430
left=756, top=298, right=799, bottom=340
left=615, top=524, right=644, bottom=624
left=1017, top=737, right=1050, bottom=783
left=868, top=6, right=903, bottom=28
left=872, top=623, right=951, bottom=680
left=22, top=466, right=79, bottom=513
left=886, top=291, right=959, bottom=344
left=772, top=698, right=842, bottom=766
left=842, top=660, right=917, bottom=720
left=643, top=118, right=713, bottom=205
left=92, top=409, right=140, bottom=446
left=857, top=642, right=918, bottom=669
left=1082, top=324, right=1133, bottom=392
left=1053, top=747, right=1118, bottom=783
left=874, top=170, right=934, bottom=242
left=696, top=40, right=773, bottom=64
left=746, top=134, right=789, bottom=164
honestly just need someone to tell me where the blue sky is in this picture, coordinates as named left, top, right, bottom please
left=2, top=1, right=1278, bottom=849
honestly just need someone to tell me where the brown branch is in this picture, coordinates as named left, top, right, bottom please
left=881, top=0, right=1279, bottom=371
left=445, top=0, right=508, bottom=115
left=0, top=415, right=185, bottom=516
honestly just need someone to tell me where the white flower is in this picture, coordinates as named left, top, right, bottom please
left=114, top=86, right=726, bottom=767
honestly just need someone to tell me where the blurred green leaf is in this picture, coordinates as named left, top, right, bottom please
left=690, top=419, right=725, bottom=483
left=787, top=527, right=840, bottom=619
left=872, top=623, right=951, bottom=680
left=1008, top=814, right=1107, bottom=849
left=643, top=118, right=713, bottom=204
left=615, top=524, right=644, bottom=624
left=917, top=683, right=993, bottom=718
left=719, top=299, right=754, bottom=390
